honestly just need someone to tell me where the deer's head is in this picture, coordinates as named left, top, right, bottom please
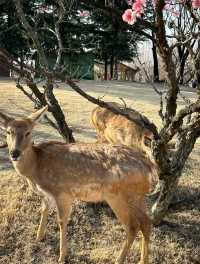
left=0, top=106, right=48, bottom=161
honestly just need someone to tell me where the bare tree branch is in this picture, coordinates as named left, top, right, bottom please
left=14, top=0, right=49, bottom=69
left=54, top=0, right=65, bottom=70
left=161, top=100, right=200, bottom=143
left=54, top=69, right=160, bottom=139
left=155, top=0, right=180, bottom=124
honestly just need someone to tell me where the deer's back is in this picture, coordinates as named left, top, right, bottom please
left=91, top=104, right=153, bottom=147
left=33, top=142, right=155, bottom=197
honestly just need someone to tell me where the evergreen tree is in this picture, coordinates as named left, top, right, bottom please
left=0, top=0, right=143, bottom=79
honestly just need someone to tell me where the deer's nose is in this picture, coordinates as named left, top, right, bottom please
left=10, top=149, right=21, bottom=161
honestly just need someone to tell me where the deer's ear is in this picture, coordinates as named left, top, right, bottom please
left=0, top=111, right=13, bottom=130
left=28, top=105, right=48, bottom=124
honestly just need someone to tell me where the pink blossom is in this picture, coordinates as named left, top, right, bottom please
left=133, top=0, right=146, bottom=16
left=123, top=0, right=196, bottom=26
left=79, top=10, right=90, bottom=17
left=127, top=0, right=133, bottom=6
left=122, top=9, right=136, bottom=25
left=152, top=0, right=157, bottom=9
left=164, top=3, right=171, bottom=10
left=192, top=0, right=200, bottom=8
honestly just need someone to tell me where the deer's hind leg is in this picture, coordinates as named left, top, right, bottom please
left=137, top=203, right=151, bottom=264
left=105, top=192, right=140, bottom=264
left=128, top=198, right=151, bottom=264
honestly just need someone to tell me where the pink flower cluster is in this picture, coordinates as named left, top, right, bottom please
left=122, top=9, right=136, bottom=24
left=122, top=0, right=146, bottom=25
left=193, top=0, right=200, bottom=8
left=78, top=10, right=90, bottom=17
left=122, top=0, right=200, bottom=25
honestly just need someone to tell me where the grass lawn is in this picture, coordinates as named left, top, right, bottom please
left=0, top=79, right=200, bottom=264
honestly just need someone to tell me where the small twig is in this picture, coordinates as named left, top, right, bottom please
left=98, top=94, right=106, bottom=101
left=119, top=97, right=127, bottom=109
left=78, top=65, right=93, bottom=80
left=178, top=92, right=192, bottom=124
left=16, top=82, right=39, bottom=105
left=54, top=0, right=65, bottom=70
left=0, top=24, right=19, bottom=36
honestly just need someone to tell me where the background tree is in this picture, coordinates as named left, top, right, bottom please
left=88, top=0, right=141, bottom=80
left=0, top=0, right=29, bottom=68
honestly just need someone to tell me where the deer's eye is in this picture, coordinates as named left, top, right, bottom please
left=7, top=130, right=11, bottom=135
left=25, top=131, right=30, bottom=137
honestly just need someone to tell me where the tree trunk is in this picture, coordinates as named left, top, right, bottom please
left=114, top=59, right=118, bottom=80
left=177, top=46, right=187, bottom=85
left=151, top=172, right=179, bottom=225
left=45, top=81, right=75, bottom=143
left=152, top=37, right=159, bottom=82
left=104, top=57, right=108, bottom=80
left=151, top=128, right=198, bottom=225
left=179, top=60, right=186, bottom=85
left=110, top=54, right=114, bottom=79
left=20, top=49, right=24, bottom=72
left=155, top=5, right=179, bottom=124
left=178, top=41, right=196, bottom=85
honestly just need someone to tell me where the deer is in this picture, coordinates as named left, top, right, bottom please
left=0, top=106, right=157, bottom=264
left=91, top=102, right=154, bottom=152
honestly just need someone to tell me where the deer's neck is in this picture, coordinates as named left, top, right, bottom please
left=13, top=143, right=38, bottom=181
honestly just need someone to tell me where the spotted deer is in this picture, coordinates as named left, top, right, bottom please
left=0, top=106, right=157, bottom=264
left=91, top=102, right=153, bottom=152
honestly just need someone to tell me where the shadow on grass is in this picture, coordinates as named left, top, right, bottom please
left=169, top=185, right=200, bottom=212
left=1, top=183, right=200, bottom=264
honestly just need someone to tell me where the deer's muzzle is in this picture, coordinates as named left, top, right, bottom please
left=10, top=149, right=21, bottom=161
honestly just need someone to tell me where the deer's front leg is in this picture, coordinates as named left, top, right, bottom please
left=36, top=199, right=49, bottom=242
left=56, top=196, right=72, bottom=263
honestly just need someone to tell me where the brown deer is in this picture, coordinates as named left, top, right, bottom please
left=0, top=106, right=157, bottom=264
left=91, top=102, right=153, bottom=152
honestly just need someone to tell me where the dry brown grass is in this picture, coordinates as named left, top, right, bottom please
left=0, top=79, right=200, bottom=264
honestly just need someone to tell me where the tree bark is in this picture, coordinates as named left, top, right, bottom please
left=152, top=35, right=159, bottom=82
left=45, top=80, right=75, bottom=143
left=151, top=126, right=199, bottom=225
left=177, top=44, right=194, bottom=85
left=114, top=58, right=118, bottom=80
left=20, top=49, right=24, bottom=71
left=178, top=46, right=186, bottom=85
left=104, top=56, right=108, bottom=80
left=179, top=60, right=186, bottom=85
left=151, top=172, right=179, bottom=225
left=110, top=54, right=114, bottom=79
left=155, top=0, right=179, bottom=124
